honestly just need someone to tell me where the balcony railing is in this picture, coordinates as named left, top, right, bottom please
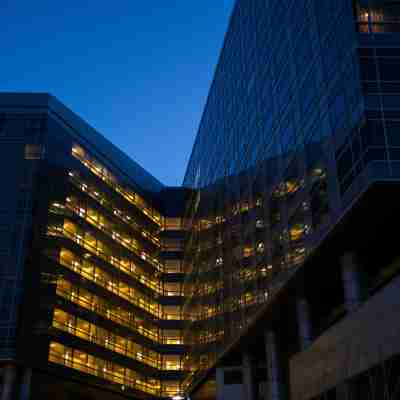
left=52, top=313, right=161, bottom=369
left=72, top=145, right=162, bottom=226
left=47, top=223, right=161, bottom=293
left=54, top=248, right=159, bottom=317
left=68, top=172, right=160, bottom=247
left=55, top=281, right=159, bottom=342
left=52, top=201, right=163, bottom=272
left=49, top=342, right=160, bottom=395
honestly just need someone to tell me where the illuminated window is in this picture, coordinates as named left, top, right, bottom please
left=71, top=144, right=162, bottom=226
left=163, top=306, right=181, bottom=320
left=163, top=330, right=182, bottom=345
left=24, top=144, right=43, bottom=159
left=164, top=259, right=182, bottom=273
left=243, top=246, right=254, bottom=258
left=164, top=282, right=181, bottom=296
left=162, top=381, right=182, bottom=397
left=290, top=224, right=305, bottom=241
left=52, top=308, right=162, bottom=368
left=48, top=341, right=161, bottom=394
left=216, top=216, right=225, bottom=224
left=165, top=218, right=182, bottom=230
left=163, top=355, right=181, bottom=371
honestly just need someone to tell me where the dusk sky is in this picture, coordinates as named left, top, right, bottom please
left=1, top=1, right=234, bottom=186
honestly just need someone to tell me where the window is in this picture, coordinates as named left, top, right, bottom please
left=243, top=246, right=254, bottom=258
left=0, top=116, right=6, bottom=135
left=24, top=144, right=43, bottom=160
left=163, top=306, right=181, bottom=320
left=386, top=120, right=400, bottom=147
left=360, top=58, right=377, bottom=81
left=164, top=259, right=182, bottom=273
left=163, top=330, right=182, bottom=345
left=163, top=355, right=181, bottom=371
left=164, top=282, right=181, bottom=297
left=165, top=218, right=182, bottom=230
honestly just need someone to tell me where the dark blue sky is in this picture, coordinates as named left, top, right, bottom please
left=1, top=1, right=234, bottom=185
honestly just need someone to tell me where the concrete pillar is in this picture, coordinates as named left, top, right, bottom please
left=341, top=252, right=363, bottom=313
left=296, top=298, right=312, bottom=350
left=1, top=364, right=17, bottom=400
left=242, top=352, right=255, bottom=400
left=216, top=367, right=224, bottom=400
left=336, top=382, right=350, bottom=400
left=19, top=367, right=32, bottom=400
left=264, top=330, right=282, bottom=400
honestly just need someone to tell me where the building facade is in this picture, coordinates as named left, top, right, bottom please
left=181, top=0, right=400, bottom=399
left=2, top=0, right=400, bottom=400
left=0, top=94, right=188, bottom=400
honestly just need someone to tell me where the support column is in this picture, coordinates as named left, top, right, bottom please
left=336, top=381, right=350, bottom=400
left=216, top=367, right=224, bottom=400
left=265, top=330, right=282, bottom=400
left=242, top=352, right=255, bottom=400
left=1, top=364, right=17, bottom=400
left=341, top=252, right=363, bottom=313
left=296, top=297, right=312, bottom=351
left=19, top=367, right=32, bottom=400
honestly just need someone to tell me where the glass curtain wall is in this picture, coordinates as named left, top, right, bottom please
left=182, top=0, right=365, bottom=390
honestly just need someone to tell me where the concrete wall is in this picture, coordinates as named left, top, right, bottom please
left=290, top=275, right=400, bottom=400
